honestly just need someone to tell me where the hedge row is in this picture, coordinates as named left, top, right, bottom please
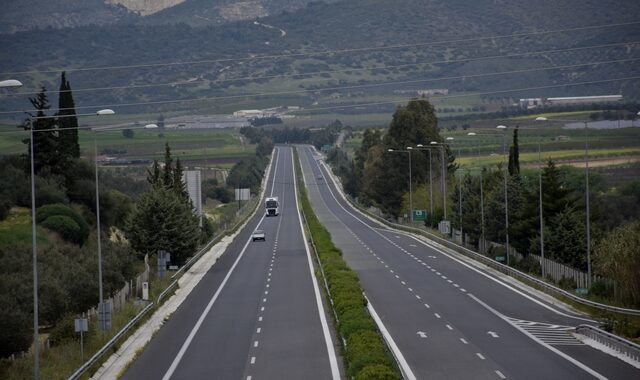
left=295, top=153, right=400, bottom=380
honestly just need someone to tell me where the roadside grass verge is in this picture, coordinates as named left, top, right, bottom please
left=294, top=148, right=400, bottom=380
left=0, top=207, right=51, bottom=246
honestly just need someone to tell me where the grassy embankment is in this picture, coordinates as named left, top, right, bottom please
left=294, top=149, right=400, bottom=380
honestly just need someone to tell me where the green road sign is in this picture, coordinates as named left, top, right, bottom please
left=412, top=210, right=426, bottom=221
left=495, top=256, right=506, bottom=262
left=575, top=288, right=589, bottom=295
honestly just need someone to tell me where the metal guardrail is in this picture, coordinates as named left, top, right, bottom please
left=576, top=324, right=640, bottom=363
left=68, top=151, right=275, bottom=380
left=68, top=302, right=154, bottom=380
left=317, top=157, right=640, bottom=317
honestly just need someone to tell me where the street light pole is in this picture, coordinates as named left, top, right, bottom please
left=430, top=141, right=447, bottom=221
left=497, top=125, right=509, bottom=265
left=534, top=117, right=548, bottom=278
left=408, top=147, right=413, bottom=222
left=388, top=148, right=413, bottom=222
left=584, top=120, right=591, bottom=288
left=466, top=132, right=486, bottom=252
left=28, top=119, right=40, bottom=379
left=94, top=109, right=115, bottom=331
left=1, top=79, right=40, bottom=379
left=416, top=144, right=436, bottom=226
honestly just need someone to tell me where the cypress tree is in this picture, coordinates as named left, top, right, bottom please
left=162, top=142, right=173, bottom=188
left=147, top=160, right=161, bottom=186
left=173, top=158, right=188, bottom=199
left=508, top=127, right=520, bottom=176
left=23, top=88, right=60, bottom=174
left=57, top=72, right=79, bottom=159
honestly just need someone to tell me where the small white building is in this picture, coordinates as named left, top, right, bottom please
left=233, top=109, right=264, bottom=118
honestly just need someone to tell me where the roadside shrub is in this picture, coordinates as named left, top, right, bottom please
left=338, top=308, right=376, bottom=339
left=558, top=276, right=577, bottom=291
left=356, top=364, right=400, bottom=380
left=41, top=215, right=84, bottom=244
left=295, top=149, right=400, bottom=380
left=37, top=203, right=90, bottom=244
left=0, top=199, right=10, bottom=221
left=346, top=330, right=388, bottom=377
left=590, top=280, right=614, bottom=299
left=514, top=255, right=541, bottom=275
left=48, top=313, right=77, bottom=346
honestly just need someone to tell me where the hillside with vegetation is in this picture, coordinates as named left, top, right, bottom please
left=1, top=0, right=638, bottom=121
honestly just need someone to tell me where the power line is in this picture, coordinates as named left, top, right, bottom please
left=291, top=76, right=640, bottom=114
left=2, top=54, right=638, bottom=116
left=1, top=20, right=638, bottom=77
left=4, top=41, right=638, bottom=97
left=2, top=76, right=637, bottom=135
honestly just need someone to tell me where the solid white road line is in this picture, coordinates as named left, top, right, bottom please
left=314, top=149, right=595, bottom=324
left=469, top=293, right=606, bottom=379
left=293, top=149, right=340, bottom=380
left=365, top=295, right=417, bottom=380
left=162, top=147, right=282, bottom=380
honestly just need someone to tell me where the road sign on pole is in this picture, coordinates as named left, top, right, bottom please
left=438, top=220, right=450, bottom=234
left=412, top=210, right=426, bottom=221
left=74, top=316, right=88, bottom=360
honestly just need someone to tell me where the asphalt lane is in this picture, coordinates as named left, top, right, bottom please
left=123, top=146, right=338, bottom=380
left=298, top=145, right=640, bottom=380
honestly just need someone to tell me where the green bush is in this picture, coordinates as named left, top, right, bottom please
left=338, top=308, right=376, bottom=339
left=48, top=313, right=78, bottom=346
left=558, top=276, right=577, bottom=291
left=0, top=199, right=10, bottom=221
left=295, top=149, right=400, bottom=380
left=514, top=255, right=541, bottom=275
left=356, top=364, right=401, bottom=380
left=346, top=330, right=389, bottom=377
left=37, top=203, right=90, bottom=244
left=41, top=215, right=84, bottom=244
left=590, top=280, right=614, bottom=299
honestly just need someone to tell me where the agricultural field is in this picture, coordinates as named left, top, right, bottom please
left=0, top=123, right=256, bottom=169
left=342, top=114, right=640, bottom=179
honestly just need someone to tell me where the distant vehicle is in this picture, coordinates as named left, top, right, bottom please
left=317, top=174, right=323, bottom=180
left=265, top=196, right=279, bottom=216
left=252, top=229, right=266, bottom=241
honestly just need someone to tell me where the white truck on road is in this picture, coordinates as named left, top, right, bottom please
left=265, top=196, right=279, bottom=216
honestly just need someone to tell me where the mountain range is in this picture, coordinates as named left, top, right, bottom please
left=1, top=0, right=639, bottom=120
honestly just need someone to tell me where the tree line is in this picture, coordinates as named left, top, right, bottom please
left=0, top=74, right=213, bottom=359
left=327, top=98, right=640, bottom=307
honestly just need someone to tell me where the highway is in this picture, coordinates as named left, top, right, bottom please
left=298, top=145, right=640, bottom=380
left=123, top=146, right=340, bottom=380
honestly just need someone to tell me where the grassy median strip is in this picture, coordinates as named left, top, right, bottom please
left=294, top=149, right=400, bottom=380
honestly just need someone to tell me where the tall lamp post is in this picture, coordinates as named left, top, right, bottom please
left=533, top=118, right=548, bottom=278
left=1, top=78, right=115, bottom=378
left=388, top=148, right=413, bottom=222
left=429, top=141, right=447, bottom=223
left=415, top=144, right=435, bottom=225
left=1, top=79, right=42, bottom=379
left=540, top=114, right=627, bottom=288
left=94, top=109, right=115, bottom=331
left=466, top=132, right=486, bottom=252
left=496, top=125, right=510, bottom=265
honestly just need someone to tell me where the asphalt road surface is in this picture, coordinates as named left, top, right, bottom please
left=297, top=144, right=640, bottom=380
left=123, top=146, right=339, bottom=380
